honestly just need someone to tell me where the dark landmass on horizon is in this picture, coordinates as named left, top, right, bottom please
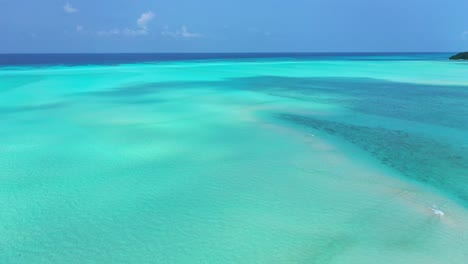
left=450, top=52, right=468, bottom=60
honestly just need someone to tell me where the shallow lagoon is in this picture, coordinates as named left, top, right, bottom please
left=1, top=54, right=468, bottom=263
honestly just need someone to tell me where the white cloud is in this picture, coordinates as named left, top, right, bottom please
left=137, top=11, right=155, bottom=30
left=64, top=3, right=78, bottom=13
left=97, top=28, right=121, bottom=36
left=94, top=11, right=155, bottom=37
left=76, top=25, right=84, bottom=32
left=162, top=25, right=202, bottom=38
left=123, top=28, right=148, bottom=36
left=96, top=28, right=148, bottom=37
left=180, top=26, right=201, bottom=38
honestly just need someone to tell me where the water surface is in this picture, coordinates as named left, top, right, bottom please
left=1, top=53, right=467, bottom=263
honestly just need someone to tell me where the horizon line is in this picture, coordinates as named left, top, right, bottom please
left=0, top=51, right=458, bottom=55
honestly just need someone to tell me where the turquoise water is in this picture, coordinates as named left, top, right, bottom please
left=1, top=55, right=468, bottom=263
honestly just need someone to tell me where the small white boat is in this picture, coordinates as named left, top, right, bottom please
left=431, top=205, right=444, bottom=216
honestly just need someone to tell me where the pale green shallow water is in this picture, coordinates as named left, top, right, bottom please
left=1, top=56, right=468, bottom=263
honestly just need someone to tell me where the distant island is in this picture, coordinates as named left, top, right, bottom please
left=449, top=52, right=468, bottom=60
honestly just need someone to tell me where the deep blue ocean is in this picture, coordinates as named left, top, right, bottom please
left=0, top=52, right=453, bottom=66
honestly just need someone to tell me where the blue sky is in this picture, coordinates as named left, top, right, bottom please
left=1, top=0, right=467, bottom=53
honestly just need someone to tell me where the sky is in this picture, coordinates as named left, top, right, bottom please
left=0, top=0, right=467, bottom=53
